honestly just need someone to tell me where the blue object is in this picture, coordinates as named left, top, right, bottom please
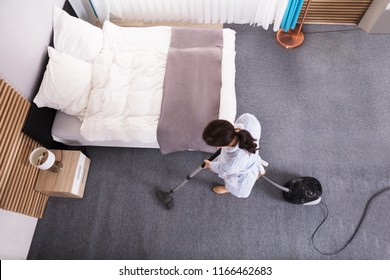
left=280, top=0, right=293, bottom=29
left=291, top=0, right=304, bottom=30
left=281, top=0, right=305, bottom=32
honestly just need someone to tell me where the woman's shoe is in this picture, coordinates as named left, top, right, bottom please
left=212, top=186, right=230, bottom=194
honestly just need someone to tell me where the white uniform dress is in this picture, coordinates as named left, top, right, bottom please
left=209, top=113, right=268, bottom=198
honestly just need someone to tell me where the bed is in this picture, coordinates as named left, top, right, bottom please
left=24, top=4, right=237, bottom=154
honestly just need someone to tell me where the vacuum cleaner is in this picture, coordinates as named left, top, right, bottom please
left=261, top=176, right=322, bottom=205
left=156, top=149, right=323, bottom=210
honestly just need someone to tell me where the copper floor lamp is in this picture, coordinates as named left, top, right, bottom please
left=276, top=0, right=312, bottom=49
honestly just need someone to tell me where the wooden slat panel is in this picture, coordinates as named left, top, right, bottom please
left=298, top=0, right=374, bottom=25
left=0, top=79, right=48, bottom=218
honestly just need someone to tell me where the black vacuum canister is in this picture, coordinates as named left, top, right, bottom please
left=283, top=176, right=322, bottom=205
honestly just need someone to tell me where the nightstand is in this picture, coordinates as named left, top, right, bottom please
left=35, top=150, right=90, bottom=198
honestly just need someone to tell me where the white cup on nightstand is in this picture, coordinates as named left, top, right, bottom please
left=29, top=147, right=63, bottom=173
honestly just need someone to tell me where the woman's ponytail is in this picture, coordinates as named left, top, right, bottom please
left=236, top=129, right=258, bottom=154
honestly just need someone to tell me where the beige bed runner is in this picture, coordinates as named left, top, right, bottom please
left=157, top=27, right=223, bottom=154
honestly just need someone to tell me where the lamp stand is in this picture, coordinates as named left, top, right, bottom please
left=276, top=0, right=312, bottom=49
left=50, top=161, right=63, bottom=173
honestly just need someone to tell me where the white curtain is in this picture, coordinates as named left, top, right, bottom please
left=92, top=0, right=289, bottom=31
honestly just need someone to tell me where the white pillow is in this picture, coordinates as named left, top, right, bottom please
left=53, top=6, right=103, bottom=62
left=34, top=47, right=92, bottom=121
left=102, top=21, right=172, bottom=53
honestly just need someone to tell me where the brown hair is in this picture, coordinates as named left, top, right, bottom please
left=202, top=119, right=258, bottom=154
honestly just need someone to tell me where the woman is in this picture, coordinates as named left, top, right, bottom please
left=202, top=113, right=268, bottom=198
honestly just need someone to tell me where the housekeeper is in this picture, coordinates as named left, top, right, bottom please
left=202, top=113, right=268, bottom=198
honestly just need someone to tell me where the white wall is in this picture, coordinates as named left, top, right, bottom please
left=0, top=210, right=38, bottom=260
left=359, top=0, right=390, bottom=33
left=0, top=0, right=66, bottom=260
left=0, top=0, right=66, bottom=100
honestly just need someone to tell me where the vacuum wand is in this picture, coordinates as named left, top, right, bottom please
left=169, top=148, right=221, bottom=194
left=156, top=148, right=221, bottom=210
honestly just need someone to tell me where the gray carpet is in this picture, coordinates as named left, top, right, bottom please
left=28, top=24, right=390, bottom=260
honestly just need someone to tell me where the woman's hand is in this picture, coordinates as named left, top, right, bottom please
left=203, top=160, right=211, bottom=169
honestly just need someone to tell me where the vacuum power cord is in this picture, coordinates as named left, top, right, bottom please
left=311, top=187, right=390, bottom=255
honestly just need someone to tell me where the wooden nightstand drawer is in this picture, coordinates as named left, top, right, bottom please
left=35, top=150, right=90, bottom=198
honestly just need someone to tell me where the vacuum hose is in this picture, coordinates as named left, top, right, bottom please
left=261, top=176, right=290, bottom=192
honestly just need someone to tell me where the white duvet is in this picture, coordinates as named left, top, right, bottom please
left=79, top=22, right=236, bottom=144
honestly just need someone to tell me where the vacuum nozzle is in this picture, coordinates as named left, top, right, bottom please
left=155, top=190, right=174, bottom=210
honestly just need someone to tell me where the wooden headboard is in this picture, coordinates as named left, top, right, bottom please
left=22, top=0, right=76, bottom=150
